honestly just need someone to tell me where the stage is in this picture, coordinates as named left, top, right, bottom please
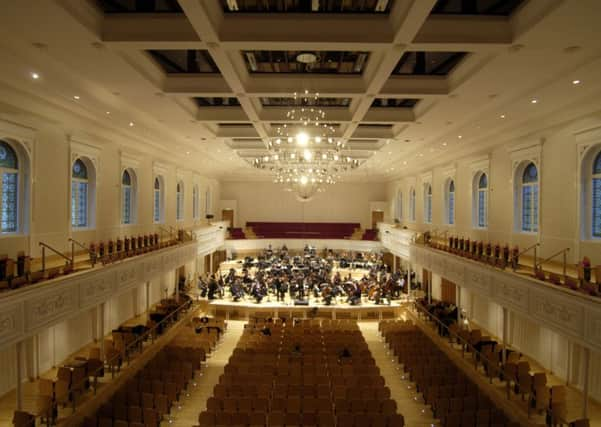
left=199, top=296, right=407, bottom=321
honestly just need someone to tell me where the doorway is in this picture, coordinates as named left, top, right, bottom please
left=371, top=210, right=384, bottom=229
left=222, top=209, right=234, bottom=228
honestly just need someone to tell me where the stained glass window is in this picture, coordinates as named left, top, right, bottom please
left=593, top=152, right=601, bottom=238
left=447, top=180, right=455, bottom=225
left=0, top=141, right=18, bottom=169
left=477, top=173, right=488, bottom=228
left=521, top=162, right=538, bottom=232
left=0, top=141, right=19, bottom=233
left=176, top=181, right=184, bottom=221
left=71, top=159, right=89, bottom=228
left=424, top=184, right=432, bottom=223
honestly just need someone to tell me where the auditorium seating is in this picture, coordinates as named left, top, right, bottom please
left=197, top=318, right=405, bottom=427
left=68, top=316, right=223, bottom=427
left=246, top=222, right=360, bottom=239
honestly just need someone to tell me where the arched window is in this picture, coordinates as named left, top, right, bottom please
left=424, top=184, right=432, bottom=224
left=205, top=188, right=211, bottom=216
left=445, top=179, right=455, bottom=225
left=475, top=173, right=488, bottom=228
left=121, top=169, right=136, bottom=225
left=521, top=162, right=539, bottom=232
left=153, top=177, right=163, bottom=223
left=0, top=141, right=19, bottom=233
left=193, top=184, right=200, bottom=220
left=176, top=181, right=184, bottom=221
left=71, top=158, right=91, bottom=228
left=592, top=152, right=601, bottom=238
left=395, top=190, right=403, bottom=221
left=409, top=187, right=416, bottom=222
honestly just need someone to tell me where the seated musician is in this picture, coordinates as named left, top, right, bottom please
left=207, top=275, right=219, bottom=300
left=230, top=279, right=244, bottom=302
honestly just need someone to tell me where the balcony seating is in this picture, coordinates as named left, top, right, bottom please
left=246, top=221, right=360, bottom=239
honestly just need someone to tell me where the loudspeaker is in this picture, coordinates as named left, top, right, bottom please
left=294, top=300, right=309, bottom=306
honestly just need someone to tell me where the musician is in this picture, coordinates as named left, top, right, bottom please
left=250, top=281, right=264, bottom=303
left=207, top=275, right=219, bottom=300
left=230, top=279, right=244, bottom=302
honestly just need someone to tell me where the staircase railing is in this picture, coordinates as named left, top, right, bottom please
left=513, top=242, right=540, bottom=271
left=39, top=242, right=73, bottom=272
left=68, top=237, right=96, bottom=267
left=536, top=247, right=571, bottom=280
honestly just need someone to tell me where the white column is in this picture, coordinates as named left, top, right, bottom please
left=209, top=252, right=214, bottom=274
left=392, top=256, right=396, bottom=272
left=566, top=340, right=571, bottom=385
left=25, top=336, right=35, bottom=381
left=502, top=307, right=509, bottom=364
left=99, top=303, right=105, bottom=360
left=583, top=347, right=590, bottom=418
left=91, top=306, right=98, bottom=342
left=34, top=334, right=40, bottom=379
left=456, top=285, right=461, bottom=323
left=145, top=281, right=151, bottom=314
left=16, top=341, right=24, bottom=410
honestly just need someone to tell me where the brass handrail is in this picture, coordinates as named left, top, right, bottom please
left=536, top=247, right=571, bottom=279
left=513, top=242, right=540, bottom=272
left=38, top=242, right=73, bottom=272
left=68, top=238, right=96, bottom=267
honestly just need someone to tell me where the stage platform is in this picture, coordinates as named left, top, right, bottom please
left=201, top=297, right=407, bottom=321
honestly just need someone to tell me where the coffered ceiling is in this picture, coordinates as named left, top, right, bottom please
left=0, top=0, right=600, bottom=182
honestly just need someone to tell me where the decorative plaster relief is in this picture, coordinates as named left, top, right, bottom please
left=25, top=286, right=77, bottom=330
left=530, top=291, right=584, bottom=337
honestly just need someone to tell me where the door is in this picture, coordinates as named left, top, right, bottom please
left=222, top=209, right=234, bottom=228
left=371, top=210, right=384, bottom=229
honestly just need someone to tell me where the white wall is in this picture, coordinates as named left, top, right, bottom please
left=387, top=114, right=601, bottom=265
left=0, top=119, right=220, bottom=259
left=220, top=181, right=387, bottom=230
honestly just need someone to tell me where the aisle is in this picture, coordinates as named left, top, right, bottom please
left=167, top=320, right=245, bottom=427
left=359, top=322, right=439, bottom=427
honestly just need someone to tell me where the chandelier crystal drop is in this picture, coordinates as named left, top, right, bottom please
left=251, top=90, right=362, bottom=201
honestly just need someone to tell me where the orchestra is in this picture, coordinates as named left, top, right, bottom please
left=197, top=245, right=415, bottom=306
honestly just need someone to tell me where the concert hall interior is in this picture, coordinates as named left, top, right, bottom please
left=1, top=1, right=601, bottom=427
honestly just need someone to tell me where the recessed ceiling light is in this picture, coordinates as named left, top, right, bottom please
left=73, top=95, right=80, bottom=100
left=531, top=99, right=538, bottom=104
left=128, top=122, right=134, bottom=127
left=572, top=79, right=581, bottom=85
left=186, top=151, right=190, bottom=155
left=457, top=135, right=462, bottom=139
left=388, top=151, right=392, bottom=155
left=442, top=142, right=447, bottom=146
left=31, top=72, right=40, bottom=80
left=105, top=111, right=110, bottom=115
left=403, top=161, right=407, bottom=165
left=419, top=153, right=424, bottom=157
left=500, top=114, right=506, bottom=119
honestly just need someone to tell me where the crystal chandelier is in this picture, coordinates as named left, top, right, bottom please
left=251, top=90, right=362, bottom=201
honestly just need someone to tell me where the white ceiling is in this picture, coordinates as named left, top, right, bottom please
left=0, top=0, right=600, bottom=182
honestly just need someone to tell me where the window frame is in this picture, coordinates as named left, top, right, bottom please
left=409, top=187, right=416, bottom=222
left=518, top=162, right=539, bottom=233
left=176, top=181, right=184, bottom=221
left=591, top=151, right=601, bottom=239
left=473, top=171, right=488, bottom=229
left=153, top=176, right=164, bottom=224
left=424, top=183, right=432, bottom=224
left=395, top=189, right=403, bottom=222
left=193, top=184, right=200, bottom=220
left=0, top=141, right=20, bottom=234
left=71, top=158, right=91, bottom=230
left=445, top=179, right=455, bottom=226
left=121, top=168, right=136, bottom=225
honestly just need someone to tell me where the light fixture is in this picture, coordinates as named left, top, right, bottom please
left=105, top=111, right=111, bottom=115
left=31, top=72, right=40, bottom=80
left=457, top=135, right=462, bottom=139
left=73, top=95, right=80, bottom=100
left=129, top=122, right=134, bottom=127
left=442, top=142, right=447, bottom=146
left=296, top=132, right=309, bottom=146
left=572, top=79, right=581, bottom=85
left=186, top=151, right=190, bottom=155
left=531, top=99, right=538, bottom=104
left=500, top=114, right=506, bottom=119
